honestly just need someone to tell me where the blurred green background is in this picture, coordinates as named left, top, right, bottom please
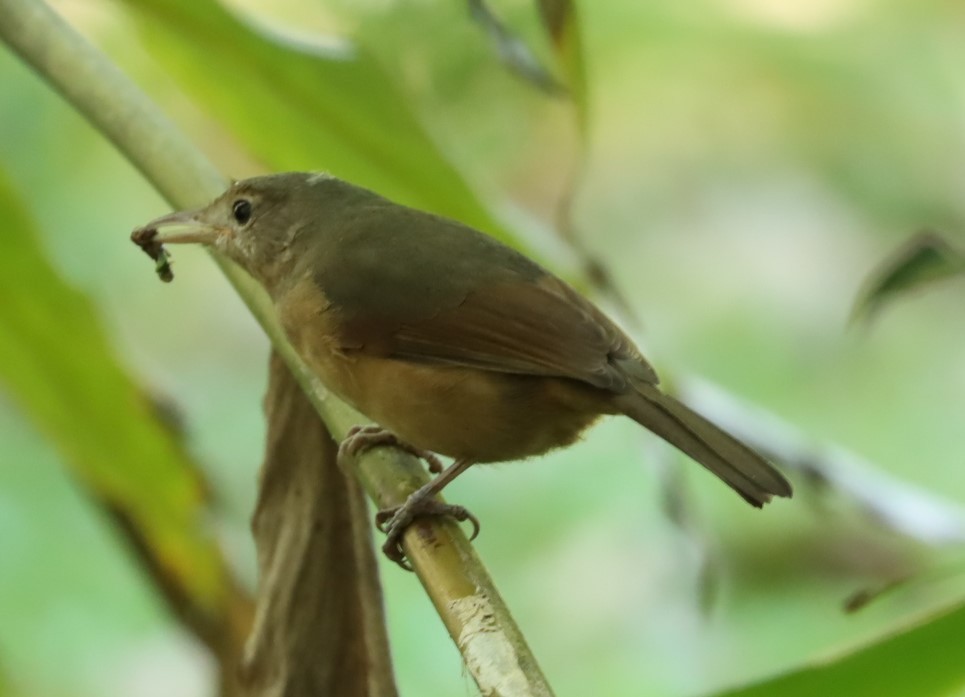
left=2, top=0, right=965, bottom=695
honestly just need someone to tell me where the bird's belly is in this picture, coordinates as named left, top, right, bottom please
left=309, top=350, right=612, bottom=463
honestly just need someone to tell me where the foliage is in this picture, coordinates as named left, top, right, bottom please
left=2, top=0, right=965, bottom=696
left=0, top=170, right=229, bottom=616
left=852, top=231, right=965, bottom=323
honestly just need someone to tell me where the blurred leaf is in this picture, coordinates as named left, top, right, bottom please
left=852, top=231, right=965, bottom=324
left=0, top=169, right=233, bottom=620
left=682, top=378, right=965, bottom=546
left=714, top=598, right=965, bottom=697
left=121, top=0, right=523, bottom=244
left=536, top=0, right=586, bottom=131
left=467, top=0, right=566, bottom=95
left=843, top=577, right=911, bottom=614
left=844, top=551, right=965, bottom=614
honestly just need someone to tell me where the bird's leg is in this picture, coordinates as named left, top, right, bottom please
left=337, top=425, right=480, bottom=569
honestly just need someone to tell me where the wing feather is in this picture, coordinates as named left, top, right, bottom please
left=305, top=191, right=657, bottom=391
left=369, top=274, right=655, bottom=392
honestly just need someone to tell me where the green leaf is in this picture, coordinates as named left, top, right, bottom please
left=852, top=231, right=965, bottom=323
left=0, top=169, right=230, bottom=617
left=714, top=599, right=965, bottom=697
left=0, top=662, right=11, bottom=697
left=120, top=0, right=521, bottom=243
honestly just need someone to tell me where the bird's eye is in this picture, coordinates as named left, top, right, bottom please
left=231, top=199, right=252, bottom=225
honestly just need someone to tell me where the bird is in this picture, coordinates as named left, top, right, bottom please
left=132, top=171, right=792, bottom=567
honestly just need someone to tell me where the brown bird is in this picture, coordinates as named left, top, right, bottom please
left=134, top=172, right=792, bottom=567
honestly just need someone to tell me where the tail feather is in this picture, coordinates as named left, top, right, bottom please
left=617, top=384, right=792, bottom=507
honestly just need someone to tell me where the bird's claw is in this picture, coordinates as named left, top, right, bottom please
left=338, top=425, right=445, bottom=473
left=375, top=500, right=481, bottom=570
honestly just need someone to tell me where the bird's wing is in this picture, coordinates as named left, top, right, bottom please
left=307, top=201, right=657, bottom=392
left=386, top=273, right=657, bottom=391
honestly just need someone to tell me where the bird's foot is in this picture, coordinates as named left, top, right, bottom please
left=338, top=425, right=479, bottom=569
left=338, top=424, right=445, bottom=473
left=375, top=496, right=481, bottom=570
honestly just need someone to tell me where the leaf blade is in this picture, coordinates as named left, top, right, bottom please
left=0, top=169, right=231, bottom=618
left=715, top=599, right=965, bottom=697
left=852, top=231, right=965, bottom=322
left=122, top=0, right=520, bottom=242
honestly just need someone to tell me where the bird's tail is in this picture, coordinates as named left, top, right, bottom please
left=617, top=383, right=792, bottom=507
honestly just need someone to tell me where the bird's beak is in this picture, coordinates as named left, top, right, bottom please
left=132, top=208, right=223, bottom=245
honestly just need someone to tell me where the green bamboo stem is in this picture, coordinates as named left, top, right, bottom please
left=0, top=0, right=554, bottom=694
